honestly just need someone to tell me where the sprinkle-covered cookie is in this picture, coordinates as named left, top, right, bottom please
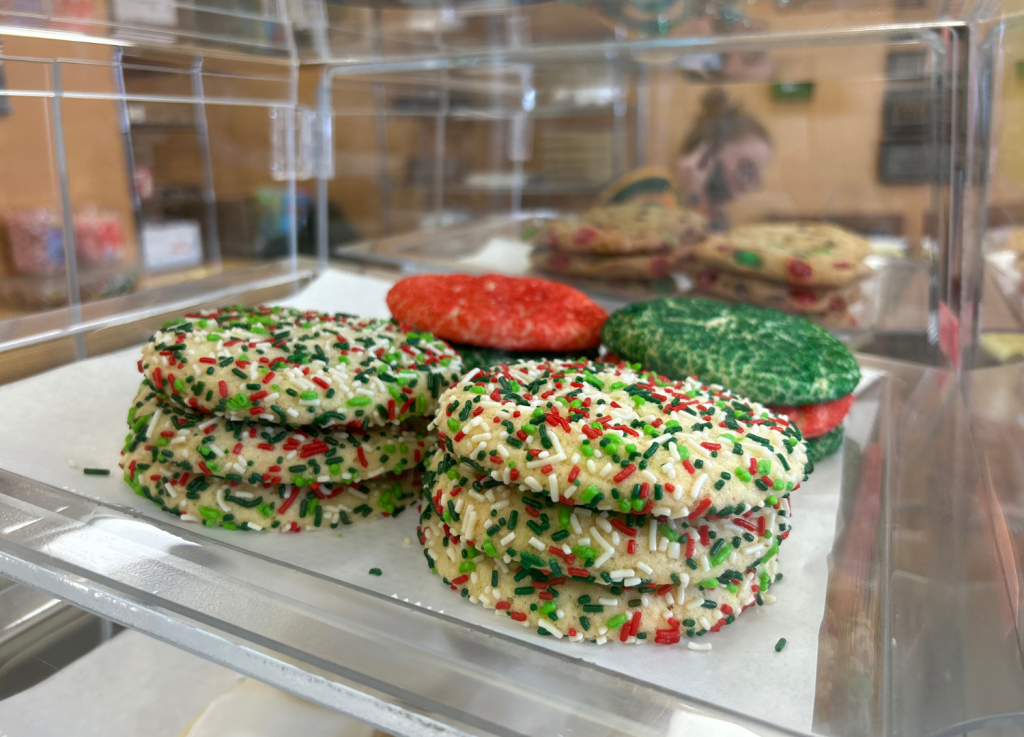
left=602, top=298, right=861, bottom=406
left=695, top=222, right=872, bottom=287
left=449, top=343, right=598, bottom=373
left=538, top=203, right=707, bottom=256
left=120, top=447, right=418, bottom=532
left=387, top=273, right=607, bottom=352
left=125, top=385, right=434, bottom=487
left=139, top=306, right=462, bottom=429
left=433, top=359, right=808, bottom=520
left=531, top=245, right=693, bottom=281
left=420, top=511, right=783, bottom=644
left=691, top=266, right=864, bottom=315
left=426, top=450, right=791, bottom=587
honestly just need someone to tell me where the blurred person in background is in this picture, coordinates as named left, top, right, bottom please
left=676, top=89, right=772, bottom=230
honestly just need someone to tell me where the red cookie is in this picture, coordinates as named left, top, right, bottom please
left=767, top=393, right=855, bottom=438
left=387, top=273, right=607, bottom=352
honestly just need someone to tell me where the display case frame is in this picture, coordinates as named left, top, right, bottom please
left=0, top=2, right=1021, bottom=735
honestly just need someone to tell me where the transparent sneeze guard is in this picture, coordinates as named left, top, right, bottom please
left=0, top=2, right=1022, bottom=736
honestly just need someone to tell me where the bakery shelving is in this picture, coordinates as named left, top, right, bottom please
left=0, top=0, right=1023, bottom=734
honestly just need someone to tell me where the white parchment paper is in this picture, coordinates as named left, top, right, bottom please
left=0, top=270, right=879, bottom=733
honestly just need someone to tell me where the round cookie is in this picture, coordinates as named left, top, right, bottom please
left=690, top=266, right=864, bottom=315
left=420, top=511, right=783, bottom=644
left=695, top=223, right=872, bottom=287
left=140, top=306, right=463, bottom=429
left=449, top=343, right=598, bottom=373
left=387, top=274, right=607, bottom=352
left=434, top=359, right=808, bottom=520
left=120, top=448, right=419, bottom=532
left=601, top=298, right=861, bottom=406
left=427, top=450, right=791, bottom=587
left=806, top=424, right=845, bottom=463
left=127, top=385, right=434, bottom=486
left=537, top=203, right=707, bottom=256
left=531, top=245, right=694, bottom=281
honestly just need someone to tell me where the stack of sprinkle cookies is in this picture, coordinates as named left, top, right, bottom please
left=120, top=306, right=463, bottom=532
left=418, top=358, right=810, bottom=646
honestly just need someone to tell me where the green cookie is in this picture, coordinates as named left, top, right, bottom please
left=806, top=425, right=844, bottom=463
left=601, top=298, right=860, bottom=406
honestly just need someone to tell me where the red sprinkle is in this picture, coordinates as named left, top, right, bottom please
left=700, top=442, right=722, bottom=451
left=495, top=601, right=511, bottom=610
left=510, top=612, right=527, bottom=622
left=452, top=575, right=469, bottom=585
left=699, top=525, right=710, bottom=546
left=627, top=539, right=636, bottom=555
left=356, top=447, right=368, bottom=468
left=262, top=371, right=275, bottom=385
left=613, top=464, right=636, bottom=483
left=567, top=465, right=580, bottom=483
left=278, top=487, right=300, bottom=514
left=682, top=459, right=696, bottom=475
left=688, top=498, right=712, bottom=520
left=610, top=519, right=637, bottom=537
left=218, top=380, right=228, bottom=398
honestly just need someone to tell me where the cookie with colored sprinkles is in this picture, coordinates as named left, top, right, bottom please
left=601, top=298, right=861, bottom=406
left=449, top=343, right=598, bottom=373
left=419, top=511, right=783, bottom=645
left=805, top=425, right=844, bottom=463
left=433, top=359, right=808, bottom=520
left=531, top=245, right=693, bottom=281
left=387, top=274, right=607, bottom=352
left=426, top=449, right=792, bottom=587
left=120, top=447, right=418, bottom=532
left=126, top=385, right=434, bottom=487
left=537, top=203, right=706, bottom=256
left=690, top=266, right=864, bottom=315
left=139, top=306, right=463, bottom=429
left=695, top=222, right=872, bottom=287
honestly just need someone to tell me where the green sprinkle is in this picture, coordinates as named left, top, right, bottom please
left=369, top=568, right=382, bottom=576
left=734, top=467, right=752, bottom=482
left=83, top=468, right=110, bottom=476
left=347, top=396, right=371, bottom=407
left=606, top=613, right=628, bottom=629
left=698, top=578, right=718, bottom=589
left=459, top=561, right=476, bottom=573
left=775, top=637, right=787, bottom=652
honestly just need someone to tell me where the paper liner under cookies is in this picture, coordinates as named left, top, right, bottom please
left=419, top=512, right=783, bottom=645
left=120, top=448, right=419, bottom=532
left=427, top=449, right=791, bottom=587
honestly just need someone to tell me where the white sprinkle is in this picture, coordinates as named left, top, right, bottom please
left=528, top=536, right=546, bottom=551
left=667, top=541, right=681, bottom=559
left=146, top=409, right=162, bottom=439
left=569, top=512, right=583, bottom=535
left=599, top=462, right=613, bottom=477
left=216, top=487, right=230, bottom=512
left=637, top=561, right=653, bottom=575
left=537, top=620, right=563, bottom=638
left=623, top=577, right=642, bottom=587
left=548, top=474, right=559, bottom=502
left=648, top=517, right=658, bottom=552
left=689, top=472, right=708, bottom=502
left=687, top=642, right=712, bottom=651
left=595, top=516, right=613, bottom=534
left=523, top=476, right=543, bottom=492
left=650, top=506, right=671, bottom=517
left=700, top=554, right=710, bottom=572
left=609, top=569, right=635, bottom=580
left=598, top=597, right=619, bottom=606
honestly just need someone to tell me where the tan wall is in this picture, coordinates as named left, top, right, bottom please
left=0, top=37, right=136, bottom=277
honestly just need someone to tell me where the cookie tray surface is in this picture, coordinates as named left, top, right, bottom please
left=0, top=270, right=1018, bottom=737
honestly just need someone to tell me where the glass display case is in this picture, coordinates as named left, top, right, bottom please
left=0, top=1, right=1023, bottom=735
